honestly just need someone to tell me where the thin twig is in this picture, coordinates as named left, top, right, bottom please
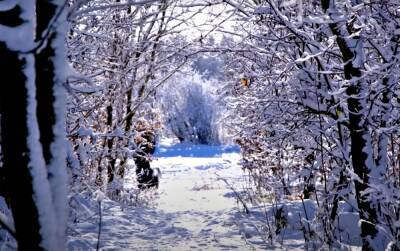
left=217, top=174, right=250, bottom=214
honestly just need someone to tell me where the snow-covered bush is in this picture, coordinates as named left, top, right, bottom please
left=158, top=72, right=221, bottom=144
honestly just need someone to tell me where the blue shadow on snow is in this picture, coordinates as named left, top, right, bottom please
left=153, top=143, right=240, bottom=158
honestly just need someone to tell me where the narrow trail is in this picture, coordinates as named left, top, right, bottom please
left=149, top=145, right=253, bottom=250
left=68, top=143, right=302, bottom=250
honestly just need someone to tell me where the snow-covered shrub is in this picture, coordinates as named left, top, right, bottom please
left=158, top=72, right=220, bottom=144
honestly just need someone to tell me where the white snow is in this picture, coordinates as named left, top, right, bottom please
left=0, top=1, right=35, bottom=51
left=67, top=144, right=302, bottom=250
left=67, top=143, right=362, bottom=250
left=49, top=4, right=70, bottom=245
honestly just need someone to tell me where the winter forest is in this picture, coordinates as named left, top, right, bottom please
left=0, top=0, right=400, bottom=250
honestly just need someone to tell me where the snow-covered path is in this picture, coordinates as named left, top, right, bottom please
left=149, top=145, right=253, bottom=250
left=68, top=144, right=303, bottom=250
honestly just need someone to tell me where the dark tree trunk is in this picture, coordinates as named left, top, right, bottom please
left=346, top=71, right=379, bottom=249
left=36, top=33, right=57, bottom=165
left=321, top=0, right=379, bottom=248
left=0, top=2, right=67, bottom=249
left=106, top=104, right=116, bottom=183
left=335, top=23, right=380, bottom=246
left=0, top=42, right=43, bottom=250
left=35, top=1, right=57, bottom=166
left=117, top=89, right=134, bottom=179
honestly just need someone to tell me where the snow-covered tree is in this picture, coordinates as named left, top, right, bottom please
left=0, top=1, right=68, bottom=249
left=65, top=1, right=217, bottom=198
left=218, top=0, right=400, bottom=249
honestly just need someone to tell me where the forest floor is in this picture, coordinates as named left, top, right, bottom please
left=67, top=141, right=306, bottom=250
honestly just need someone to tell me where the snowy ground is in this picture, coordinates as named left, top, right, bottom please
left=67, top=142, right=307, bottom=250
